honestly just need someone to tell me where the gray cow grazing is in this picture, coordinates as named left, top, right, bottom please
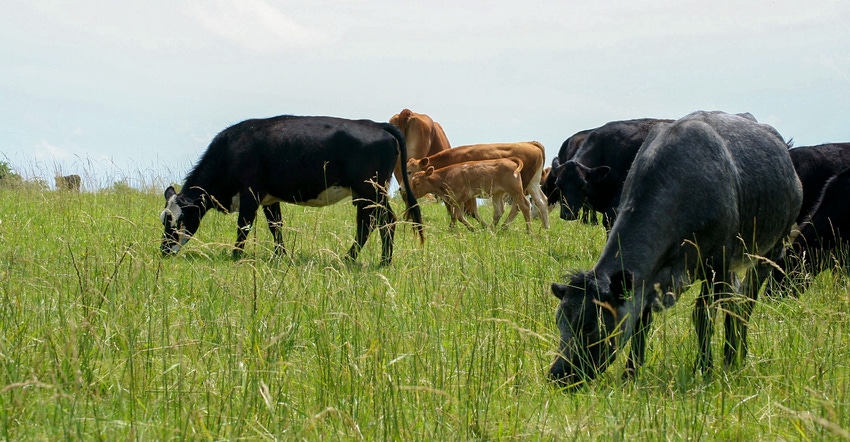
left=549, top=111, right=802, bottom=389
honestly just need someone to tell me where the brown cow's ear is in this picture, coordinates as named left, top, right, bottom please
left=421, top=158, right=430, bottom=168
left=425, top=166, right=435, bottom=176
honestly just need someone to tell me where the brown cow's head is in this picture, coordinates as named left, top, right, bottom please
left=550, top=271, right=631, bottom=389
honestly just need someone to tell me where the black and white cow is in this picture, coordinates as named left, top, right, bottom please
left=160, top=115, right=424, bottom=265
left=770, top=167, right=850, bottom=296
left=553, top=118, right=672, bottom=229
left=549, top=111, right=801, bottom=389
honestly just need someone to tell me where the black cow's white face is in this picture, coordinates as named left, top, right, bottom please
left=550, top=273, right=620, bottom=389
left=160, top=186, right=202, bottom=256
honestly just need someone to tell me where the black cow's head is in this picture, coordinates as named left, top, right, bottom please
left=160, top=186, right=206, bottom=256
left=554, top=160, right=610, bottom=221
left=550, top=271, right=631, bottom=389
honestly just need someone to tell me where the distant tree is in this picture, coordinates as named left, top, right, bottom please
left=0, top=161, right=24, bottom=188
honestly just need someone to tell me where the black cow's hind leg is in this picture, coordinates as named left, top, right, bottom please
left=347, top=199, right=376, bottom=264
left=724, top=263, right=764, bottom=367
left=377, top=197, right=397, bottom=266
left=263, top=203, right=285, bottom=256
left=693, top=281, right=719, bottom=375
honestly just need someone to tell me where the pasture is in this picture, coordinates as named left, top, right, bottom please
left=1, top=186, right=849, bottom=440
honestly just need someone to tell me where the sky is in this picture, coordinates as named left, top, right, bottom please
left=2, top=1, right=849, bottom=189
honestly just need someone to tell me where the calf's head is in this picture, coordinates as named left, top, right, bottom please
left=160, top=186, right=205, bottom=256
left=408, top=167, right=437, bottom=199
left=550, top=271, right=631, bottom=389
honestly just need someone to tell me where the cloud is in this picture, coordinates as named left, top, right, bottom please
left=185, top=0, right=329, bottom=53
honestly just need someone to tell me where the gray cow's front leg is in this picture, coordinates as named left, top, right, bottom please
left=623, top=308, right=654, bottom=380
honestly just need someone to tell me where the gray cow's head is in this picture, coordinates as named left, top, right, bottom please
left=160, top=186, right=206, bottom=256
left=554, top=160, right=609, bottom=221
left=550, top=271, right=632, bottom=389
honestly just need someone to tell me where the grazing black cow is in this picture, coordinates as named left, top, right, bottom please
left=763, top=143, right=850, bottom=296
left=553, top=118, right=672, bottom=229
left=549, top=111, right=801, bottom=389
left=770, top=167, right=850, bottom=295
left=160, top=115, right=424, bottom=265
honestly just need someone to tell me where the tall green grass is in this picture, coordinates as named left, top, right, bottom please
left=1, top=187, right=848, bottom=440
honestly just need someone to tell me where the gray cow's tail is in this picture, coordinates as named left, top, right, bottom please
left=384, top=123, right=425, bottom=245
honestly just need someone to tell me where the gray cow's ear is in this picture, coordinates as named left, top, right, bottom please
left=165, top=185, right=177, bottom=200
left=586, top=166, right=611, bottom=183
left=551, top=282, right=569, bottom=300
left=609, top=270, right=633, bottom=302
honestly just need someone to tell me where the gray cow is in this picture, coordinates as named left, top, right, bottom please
left=549, top=111, right=802, bottom=389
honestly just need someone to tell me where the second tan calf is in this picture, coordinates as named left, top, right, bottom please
left=409, top=157, right=532, bottom=232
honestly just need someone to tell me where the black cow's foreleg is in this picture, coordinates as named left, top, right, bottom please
left=348, top=199, right=376, bottom=264
left=234, top=194, right=260, bottom=259
left=693, top=282, right=720, bottom=374
left=262, top=202, right=285, bottom=256
left=623, top=308, right=654, bottom=380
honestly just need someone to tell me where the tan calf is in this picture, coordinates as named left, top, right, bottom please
left=407, top=141, right=549, bottom=228
left=409, top=157, right=532, bottom=232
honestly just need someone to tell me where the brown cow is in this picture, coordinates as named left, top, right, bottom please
left=389, top=109, right=451, bottom=191
left=407, top=141, right=549, bottom=228
left=409, top=158, right=532, bottom=232
left=55, top=174, right=81, bottom=191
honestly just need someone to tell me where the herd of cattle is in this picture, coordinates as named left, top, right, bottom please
left=158, top=109, right=849, bottom=390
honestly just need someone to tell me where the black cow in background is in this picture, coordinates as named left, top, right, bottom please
left=541, top=129, right=596, bottom=223
left=549, top=111, right=801, bottom=389
left=553, top=118, right=672, bottom=229
left=788, top=143, right=850, bottom=224
left=769, top=167, right=850, bottom=296
left=764, top=143, right=850, bottom=296
left=160, top=115, right=424, bottom=266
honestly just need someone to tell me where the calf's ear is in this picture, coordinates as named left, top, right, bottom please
left=165, top=185, right=177, bottom=200
left=552, top=282, right=569, bottom=300
left=609, top=270, right=633, bottom=303
left=425, top=166, right=435, bottom=176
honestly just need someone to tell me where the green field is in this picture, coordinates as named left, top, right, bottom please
left=1, top=187, right=849, bottom=440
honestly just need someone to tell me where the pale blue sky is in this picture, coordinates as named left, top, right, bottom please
left=2, top=1, right=849, bottom=189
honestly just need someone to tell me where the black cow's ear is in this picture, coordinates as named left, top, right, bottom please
left=552, top=282, right=569, bottom=300
left=587, top=166, right=611, bottom=183
left=165, top=186, right=177, bottom=200
left=610, top=270, right=633, bottom=302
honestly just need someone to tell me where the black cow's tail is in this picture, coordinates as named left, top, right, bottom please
left=384, top=123, right=425, bottom=245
